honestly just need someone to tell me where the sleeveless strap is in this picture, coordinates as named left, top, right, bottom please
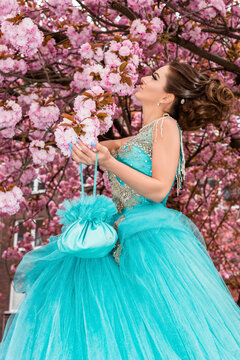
left=78, top=153, right=98, bottom=198
left=152, top=114, right=186, bottom=196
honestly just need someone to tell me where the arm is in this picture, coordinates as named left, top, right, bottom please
left=102, top=118, right=180, bottom=202
left=99, top=136, right=135, bottom=154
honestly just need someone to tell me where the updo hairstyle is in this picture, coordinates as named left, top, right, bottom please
left=165, top=61, right=235, bottom=131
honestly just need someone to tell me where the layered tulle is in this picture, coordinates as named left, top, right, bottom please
left=1, top=202, right=240, bottom=360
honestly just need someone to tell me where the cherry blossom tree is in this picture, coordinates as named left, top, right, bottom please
left=0, top=0, right=239, bottom=302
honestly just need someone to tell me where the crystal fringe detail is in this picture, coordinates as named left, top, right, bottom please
left=139, top=113, right=170, bottom=138
left=176, top=125, right=186, bottom=196
left=140, top=113, right=186, bottom=196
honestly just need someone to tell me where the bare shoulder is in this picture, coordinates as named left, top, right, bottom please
left=152, top=115, right=180, bottom=145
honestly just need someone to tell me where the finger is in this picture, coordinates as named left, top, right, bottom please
left=72, top=143, right=91, bottom=159
left=74, top=143, right=96, bottom=163
left=71, top=150, right=82, bottom=163
left=72, top=147, right=92, bottom=165
left=75, top=139, right=93, bottom=157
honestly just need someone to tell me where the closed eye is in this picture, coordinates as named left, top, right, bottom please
left=152, top=73, right=158, bottom=80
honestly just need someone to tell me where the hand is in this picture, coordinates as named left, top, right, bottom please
left=70, top=138, right=112, bottom=167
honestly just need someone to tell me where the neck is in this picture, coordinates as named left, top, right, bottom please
left=142, top=107, right=169, bottom=127
left=142, top=112, right=170, bottom=127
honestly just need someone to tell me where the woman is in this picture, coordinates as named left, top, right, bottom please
left=1, top=61, right=240, bottom=359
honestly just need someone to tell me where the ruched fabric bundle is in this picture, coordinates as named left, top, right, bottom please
left=56, top=153, right=119, bottom=258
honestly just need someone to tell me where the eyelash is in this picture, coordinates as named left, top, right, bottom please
left=152, top=73, right=157, bottom=80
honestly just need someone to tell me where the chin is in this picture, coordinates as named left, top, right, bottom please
left=134, top=89, right=143, bottom=99
left=132, top=92, right=143, bottom=106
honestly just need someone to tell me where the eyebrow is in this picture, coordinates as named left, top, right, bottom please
left=153, top=71, right=160, bottom=79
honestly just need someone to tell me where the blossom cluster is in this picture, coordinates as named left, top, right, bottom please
left=0, top=186, right=24, bottom=216
left=28, top=98, right=60, bottom=130
left=55, top=118, right=78, bottom=157
left=129, top=17, right=164, bottom=47
left=73, top=85, right=116, bottom=136
left=187, top=0, right=226, bottom=19
left=29, top=140, right=56, bottom=165
left=0, top=100, right=22, bottom=138
left=0, top=0, right=19, bottom=22
left=55, top=85, right=116, bottom=156
left=72, top=37, right=143, bottom=97
left=47, top=0, right=73, bottom=17
left=0, top=44, right=27, bottom=85
left=66, top=24, right=93, bottom=48
left=1, top=17, right=44, bottom=57
left=127, top=0, right=154, bottom=13
left=103, top=37, right=142, bottom=96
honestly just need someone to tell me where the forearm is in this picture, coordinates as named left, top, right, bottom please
left=99, top=139, right=121, bottom=154
left=99, top=136, right=135, bottom=154
left=103, top=156, right=165, bottom=203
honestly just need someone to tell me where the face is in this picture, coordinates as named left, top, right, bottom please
left=135, top=64, right=173, bottom=107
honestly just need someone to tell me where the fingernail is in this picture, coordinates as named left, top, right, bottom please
left=69, top=143, right=73, bottom=147
left=75, top=137, right=79, bottom=143
left=90, top=141, right=96, bottom=146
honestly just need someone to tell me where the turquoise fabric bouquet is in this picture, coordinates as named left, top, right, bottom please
left=56, top=153, right=119, bottom=258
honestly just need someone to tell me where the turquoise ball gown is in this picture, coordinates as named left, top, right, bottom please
left=1, top=114, right=240, bottom=359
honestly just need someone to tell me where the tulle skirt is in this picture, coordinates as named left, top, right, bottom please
left=1, top=202, right=240, bottom=360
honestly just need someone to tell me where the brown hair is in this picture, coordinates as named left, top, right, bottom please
left=165, top=61, right=235, bottom=131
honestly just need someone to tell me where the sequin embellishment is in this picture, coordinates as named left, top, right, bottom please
left=105, top=125, right=154, bottom=214
left=111, top=215, right=125, bottom=265
left=105, top=113, right=186, bottom=212
left=105, top=114, right=186, bottom=264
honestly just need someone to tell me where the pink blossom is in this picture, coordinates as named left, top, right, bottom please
left=67, top=26, right=93, bottom=48
left=55, top=118, right=79, bottom=157
left=0, top=0, right=19, bottom=21
left=119, top=46, right=131, bottom=57
left=80, top=42, right=94, bottom=59
left=30, top=140, right=56, bottom=165
left=0, top=100, right=22, bottom=138
left=90, top=85, right=105, bottom=96
left=189, top=27, right=202, bottom=41
left=19, top=167, right=37, bottom=186
left=1, top=17, right=44, bottom=57
left=127, top=0, right=153, bottom=14
left=28, top=99, right=60, bottom=130
left=109, top=41, right=121, bottom=52
left=0, top=45, right=27, bottom=81
left=130, top=18, right=164, bottom=47
left=47, top=0, right=72, bottom=17
left=108, top=72, right=121, bottom=85
left=0, top=186, right=24, bottom=216
left=74, top=96, right=96, bottom=113
left=77, top=117, right=100, bottom=146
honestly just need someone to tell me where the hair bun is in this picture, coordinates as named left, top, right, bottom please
left=206, top=78, right=234, bottom=105
left=166, top=61, right=235, bottom=131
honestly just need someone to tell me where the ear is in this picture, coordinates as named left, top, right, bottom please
left=161, top=93, right=175, bottom=104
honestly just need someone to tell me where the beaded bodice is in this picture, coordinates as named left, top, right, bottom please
left=105, top=114, right=185, bottom=216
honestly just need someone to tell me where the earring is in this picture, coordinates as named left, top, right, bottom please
left=157, top=102, right=161, bottom=106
